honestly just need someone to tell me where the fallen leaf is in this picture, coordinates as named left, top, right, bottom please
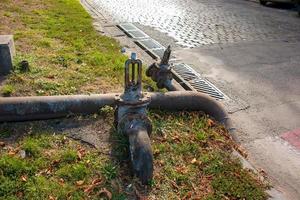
left=49, top=195, right=56, bottom=200
left=171, top=135, right=181, bottom=143
left=91, top=178, right=102, bottom=185
left=236, top=145, right=248, bottom=158
left=182, top=191, right=192, bottom=200
left=76, top=180, right=84, bottom=186
left=259, top=168, right=267, bottom=177
left=46, top=75, right=55, bottom=79
left=17, top=192, right=23, bottom=198
left=207, top=119, right=215, bottom=127
left=175, top=166, right=188, bottom=174
left=77, top=148, right=86, bottom=160
left=98, top=188, right=112, bottom=199
left=153, top=149, right=160, bottom=155
left=51, top=159, right=60, bottom=166
left=21, top=175, right=27, bottom=182
left=46, top=167, right=53, bottom=175
left=58, top=178, right=65, bottom=186
left=8, top=150, right=16, bottom=156
left=170, top=180, right=179, bottom=190
left=0, top=141, right=5, bottom=147
left=191, top=158, right=197, bottom=164
left=84, top=178, right=103, bottom=194
left=158, top=160, right=165, bottom=166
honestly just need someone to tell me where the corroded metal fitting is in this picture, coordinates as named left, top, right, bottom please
left=115, top=53, right=152, bottom=135
left=146, top=46, right=174, bottom=89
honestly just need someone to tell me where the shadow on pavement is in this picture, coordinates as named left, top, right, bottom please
left=265, top=2, right=299, bottom=12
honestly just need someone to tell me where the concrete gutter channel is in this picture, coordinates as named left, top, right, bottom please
left=0, top=0, right=287, bottom=198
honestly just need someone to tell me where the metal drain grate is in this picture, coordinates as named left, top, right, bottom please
left=172, top=63, right=226, bottom=100
left=118, top=23, right=165, bottom=59
left=135, top=39, right=165, bottom=59
left=117, top=23, right=149, bottom=39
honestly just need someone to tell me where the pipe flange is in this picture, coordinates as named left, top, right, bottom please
left=115, top=93, right=151, bottom=106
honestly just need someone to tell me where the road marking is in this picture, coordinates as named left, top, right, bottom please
left=281, top=128, right=300, bottom=151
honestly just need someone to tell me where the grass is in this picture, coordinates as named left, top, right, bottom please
left=1, top=84, right=15, bottom=97
left=0, top=134, right=124, bottom=199
left=0, top=0, right=269, bottom=199
left=0, top=0, right=127, bottom=96
left=0, top=112, right=269, bottom=199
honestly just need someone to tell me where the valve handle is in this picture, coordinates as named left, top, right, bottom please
left=124, top=53, right=142, bottom=91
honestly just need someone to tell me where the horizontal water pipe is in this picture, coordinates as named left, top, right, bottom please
left=0, top=94, right=116, bottom=122
left=0, top=91, right=237, bottom=141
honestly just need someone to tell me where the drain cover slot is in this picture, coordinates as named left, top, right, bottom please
left=173, top=63, right=226, bottom=100
left=118, top=23, right=137, bottom=31
left=135, top=39, right=166, bottom=59
left=136, top=39, right=163, bottom=50
left=117, top=23, right=149, bottom=39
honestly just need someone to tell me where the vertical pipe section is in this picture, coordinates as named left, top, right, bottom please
left=126, top=125, right=153, bottom=184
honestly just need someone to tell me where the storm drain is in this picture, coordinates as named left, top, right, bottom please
left=118, top=23, right=165, bottom=59
left=117, top=23, right=149, bottom=39
left=135, top=39, right=166, bottom=59
left=172, top=63, right=226, bottom=100
left=117, top=23, right=227, bottom=100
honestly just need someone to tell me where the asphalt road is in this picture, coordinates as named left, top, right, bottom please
left=87, top=0, right=300, bottom=199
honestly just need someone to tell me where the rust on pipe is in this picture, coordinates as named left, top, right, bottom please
left=0, top=94, right=116, bottom=122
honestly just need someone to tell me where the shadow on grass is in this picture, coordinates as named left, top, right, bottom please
left=0, top=114, right=153, bottom=199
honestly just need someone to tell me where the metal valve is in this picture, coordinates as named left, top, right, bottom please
left=115, top=53, right=153, bottom=185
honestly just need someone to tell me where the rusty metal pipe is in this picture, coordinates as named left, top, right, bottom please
left=126, top=125, right=153, bottom=184
left=0, top=94, right=116, bottom=122
left=0, top=92, right=237, bottom=141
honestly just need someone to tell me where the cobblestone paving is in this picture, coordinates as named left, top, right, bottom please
left=89, top=0, right=300, bottom=47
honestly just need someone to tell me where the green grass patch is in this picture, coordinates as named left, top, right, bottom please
left=0, top=0, right=127, bottom=96
left=0, top=111, right=269, bottom=199
left=1, top=84, right=15, bottom=97
left=0, top=134, right=124, bottom=199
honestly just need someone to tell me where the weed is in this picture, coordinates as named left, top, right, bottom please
left=0, top=129, right=11, bottom=139
left=195, top=131, right=207, bottom=141
left=60, top=149, right=78, bottom=163
left=21, top=138, right=42, bottom=157
left=56, top=163, right=90, bottom=182
left=3, top=12, right=12, bottom=17
left=101, top=162, right=118, bottom=180
left=0, top=155, right=35, bottom=178
left=1, top=84, right=15, bottom=96
left=110, top=129, right=129, bottom=161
